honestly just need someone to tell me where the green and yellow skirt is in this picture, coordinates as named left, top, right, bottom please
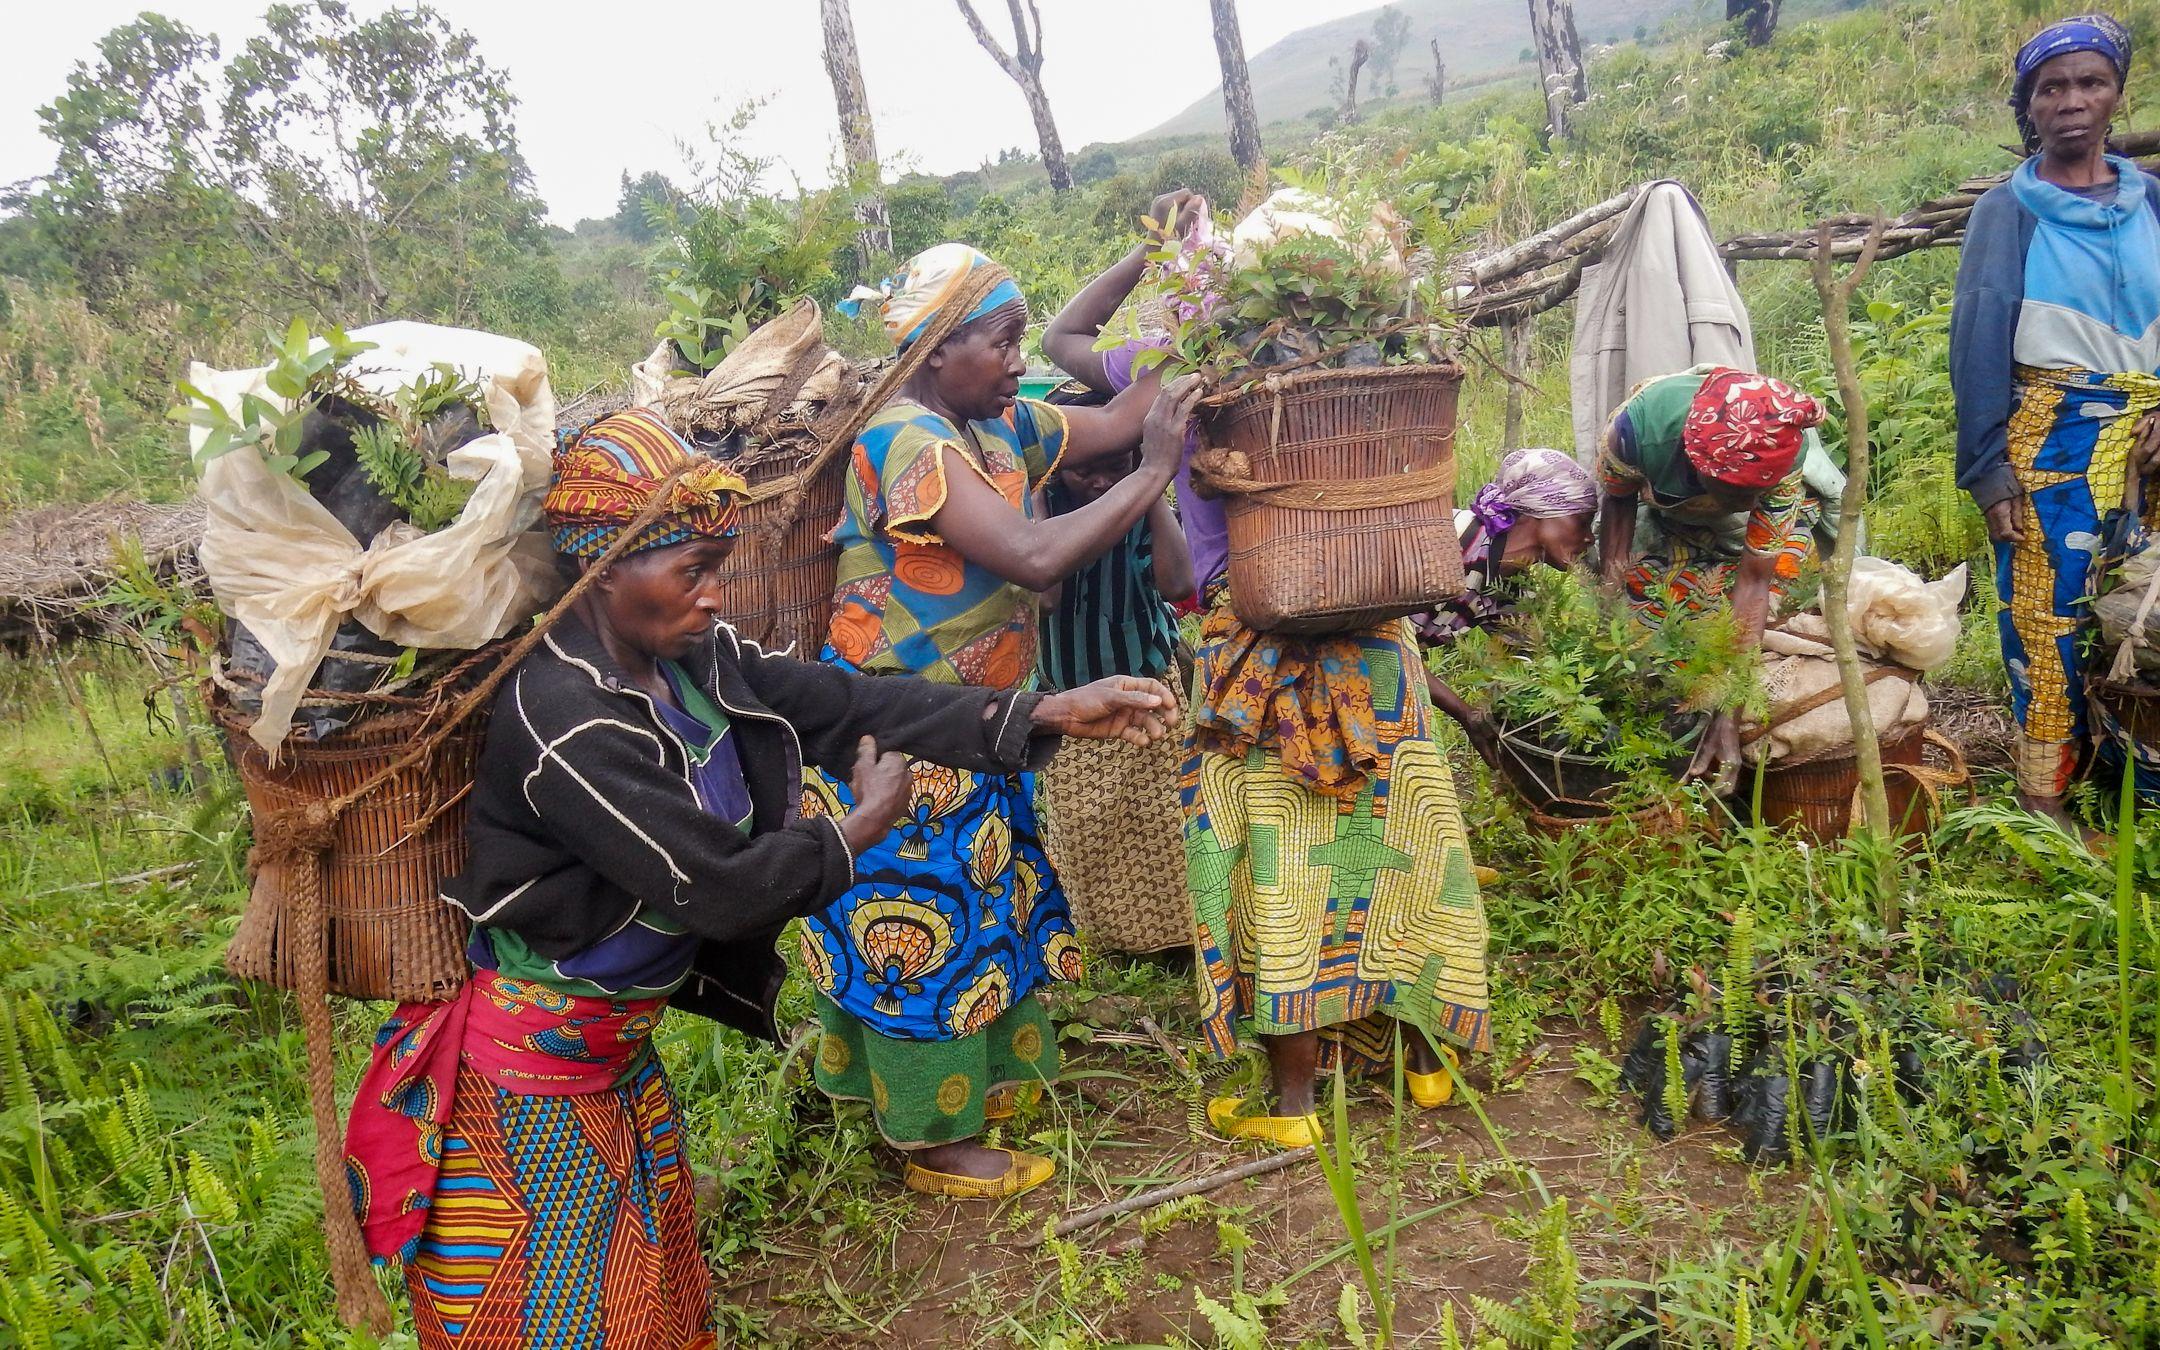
left=811, top=991, right=1057, bottom=1148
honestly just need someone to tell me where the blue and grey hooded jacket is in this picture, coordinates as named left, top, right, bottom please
left=1950, top=153, right=2160, bottom=509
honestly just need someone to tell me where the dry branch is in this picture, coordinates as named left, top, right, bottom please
left=1023, top=1146, right=1315, bottom=1246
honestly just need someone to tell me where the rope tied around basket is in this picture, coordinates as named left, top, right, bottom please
left=1189, top=443, right=1456, bottom=512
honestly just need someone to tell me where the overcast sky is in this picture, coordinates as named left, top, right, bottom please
left=5, top=1, right=1378, bottom=225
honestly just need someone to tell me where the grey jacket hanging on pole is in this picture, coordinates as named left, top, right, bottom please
left=1569, top=181, right=1755, bottom=468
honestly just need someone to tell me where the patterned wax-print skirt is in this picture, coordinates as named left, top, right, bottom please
left=1038, top=731, right=1194, bottom=955
left=1182, top=614, right=1491, bottom=1071
left=799, top=762, right=1081, bottom=1042
left=810, top=990, right=1057, bottom=1147
left=1996, top=364, right=2160, bottom=796
left=402, top=1057, right=713, bottom=1350
left=1622, top=495, right=1821, bottom=623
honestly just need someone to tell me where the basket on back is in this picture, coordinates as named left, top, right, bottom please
left=1197, top=363, right=1466, bottom=634
left=636, top=298, right=873, bottom=657
left=219, top=676, right=491, bottom=1003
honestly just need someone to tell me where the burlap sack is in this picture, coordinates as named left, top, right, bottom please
left=630, top=297, right=857, bottom=440
left=1743, top=616, right=1929, bottom=765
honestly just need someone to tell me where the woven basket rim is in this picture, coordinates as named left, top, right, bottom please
left=1207, top=359, right=1465, bottom=407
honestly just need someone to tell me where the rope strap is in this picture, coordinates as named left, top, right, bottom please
left=1739, top=664, right=1916, bottom=747
left=1189, top=448, right=1455, bottom=512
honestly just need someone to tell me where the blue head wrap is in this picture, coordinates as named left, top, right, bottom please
left=2012, top=14, right=2133, bottom=148
left=838, top=243, right=1026, bottom=350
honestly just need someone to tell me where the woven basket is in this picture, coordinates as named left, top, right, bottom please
left=1198, top=364, right=1466, bottom=633
left=716, top=437, right=849, bottom=657
left=220, top=699, right=480, bottom=1003
left=1753, top=723, right=1945, bottom=844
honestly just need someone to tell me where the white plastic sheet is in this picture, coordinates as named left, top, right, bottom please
left=191, top=322, right=559, bottom=756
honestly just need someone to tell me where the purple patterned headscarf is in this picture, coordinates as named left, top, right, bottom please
left=1467, top=448, right=1599, bottom=537
left=2011, top=13, right=2132, bottom=150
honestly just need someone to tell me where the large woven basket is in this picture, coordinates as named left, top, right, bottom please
left=1198, top=363, right=1465, bottom=633
left=220, top=699, right=480, bottom=1003
left=716, top=438, right=849, bottom=658
left=1752, top=723, right=1951, bottom=844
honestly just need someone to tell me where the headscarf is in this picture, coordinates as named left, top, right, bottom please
left=1468, top=448, right=1599, bottom=536
left=2011, top=13, right=2133, bottom=149
left=1680, top=367, right=1823, bottom=489
left=544, top=407, right=750, bottom=560
left=839, top=243, right=1025, bottom=350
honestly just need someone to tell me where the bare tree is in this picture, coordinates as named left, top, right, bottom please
left=1726, top=0, right=1781, bottom=47
left=1426, top=37, right=1447, bottom=106
left=953, top=1, right=1072, bottom=191
left=1340, top=39, right=1372, bottom=124
left=1526, top=0, right=1588, bottom=138
left=1209, top=0, right=1265, bottom=178
left=820, top=0, right=889, bottom=262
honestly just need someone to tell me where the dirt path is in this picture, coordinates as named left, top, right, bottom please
left=725, top=1012, right=1796, bottom=1346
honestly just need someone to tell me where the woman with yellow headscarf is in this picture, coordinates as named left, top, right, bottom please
left=809, top=244, right=1197, bottom=1197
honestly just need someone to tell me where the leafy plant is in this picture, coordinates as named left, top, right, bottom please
left=344, top=363, right=488, bottom=533
left=1434, top=567, right=1759, bottom=802
left=171, top=318, right=376, bottom=480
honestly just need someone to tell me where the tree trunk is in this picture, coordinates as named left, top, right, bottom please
left=1811, top=218, right=1900, bottom=921
left=1502, top=315, right=1533, bottom=451
left=953, top=0, right=1074, bottom=191
left=1428, top=39, right=1448, bottom=106
left=1341, top=39, right=1371, bottom=124
left=1727, top=0, right=1781, bottom=47
left=1209, top=0, right=1265, bottom=177
left=1526, top=0, right=1587, bottom=139
left=821, top=0, right=890, bottom=262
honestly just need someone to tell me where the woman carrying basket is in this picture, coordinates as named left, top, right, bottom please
left=1047, top=201, right=1494, bottom=1148
left=806, top=242, right=1203, bottom=1198
left=1952, top=13, right=2160, bottom=826
left=341, top=408, right=1175, bottom=1346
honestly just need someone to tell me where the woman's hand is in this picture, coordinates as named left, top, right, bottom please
left=839, top=736, right=912, bottom=855
left=1035, top=676, right=1179, bottom=746
left=1142, top=376, right=1205, bottom=474
left=2135, top=411, right=2160, bottom=477
left=1983, top=497, right=2026, bottom=544
left=1683, top=710, right=1741, bottom=791
left=1460, top=709, right=1502, bottom=768
left=1145, top=189, right=1208, bottom=242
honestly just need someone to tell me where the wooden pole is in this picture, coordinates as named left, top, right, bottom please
left=1810, top=215, right=1900, bottom=921
left=1023, top=1147, right=1315, bottom=1246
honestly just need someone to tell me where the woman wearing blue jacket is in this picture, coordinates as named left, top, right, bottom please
left=1951, top=13, right=2160, bottom=826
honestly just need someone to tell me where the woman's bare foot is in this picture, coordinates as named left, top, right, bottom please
left=912, top=1139, right=1015, bottom=1181
left=1260, top=1030, right=1320, bottom=1117
left=2017, top=789, right=2077, bottom=831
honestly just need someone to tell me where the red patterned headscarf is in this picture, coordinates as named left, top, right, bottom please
left=1680, top=368, right=1823, bottom=489
left=545, top=408, right=750, bottom=560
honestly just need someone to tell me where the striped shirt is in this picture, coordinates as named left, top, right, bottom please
left=1036, top=479, right=1180, bottom=690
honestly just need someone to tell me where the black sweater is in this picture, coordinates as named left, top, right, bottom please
left=441, top=613, right=1058, bottom=1041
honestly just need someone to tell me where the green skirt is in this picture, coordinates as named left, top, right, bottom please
left=811, top=991, right=1057, bottom=1148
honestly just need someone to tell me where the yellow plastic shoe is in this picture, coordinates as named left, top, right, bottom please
left=1206, top=1095, right=1324, bottom=1148
left=1406, top=1046, right=1462, bottom=1109
left=1473, top=864, right=1500, bottom=887
left=982, top=1082, right=1042, bottom=1122
left=903, top=1148, right=1054, bottom=1200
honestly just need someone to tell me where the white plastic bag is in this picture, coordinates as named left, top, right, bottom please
left=1846, top=557, right=1968, bottom=673
left=191, top=321, right=559, bottom=756
left=1229, top=188, right=1408, bottom=276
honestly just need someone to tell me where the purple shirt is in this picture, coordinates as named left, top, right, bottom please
left=1102, top=340, right=1229, bottom=592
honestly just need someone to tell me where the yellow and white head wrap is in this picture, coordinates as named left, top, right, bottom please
left=839, top=243, right=1026, bottom=350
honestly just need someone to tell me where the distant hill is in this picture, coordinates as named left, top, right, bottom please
left=1139, top=0, right=1708, bottom=141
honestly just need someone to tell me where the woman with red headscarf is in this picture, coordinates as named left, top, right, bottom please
left=1596, top=364, right=1831, bottom=778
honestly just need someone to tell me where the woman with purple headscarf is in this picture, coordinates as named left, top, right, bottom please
left=1952, top=11, right=2160, bottom=829
left=1418, top=448, right=1600, bottom=758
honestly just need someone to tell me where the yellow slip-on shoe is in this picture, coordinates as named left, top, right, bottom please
left=903, top=1148, right=1054, bottom=1200
left=1206, top=1095, right=1324, bottom=1148
left=982, top=1082, right=1043, bottom=1122
left=1473, top=864, right=1500, bottom=887
left=1406, top=1045, right=1462, bottom=1109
